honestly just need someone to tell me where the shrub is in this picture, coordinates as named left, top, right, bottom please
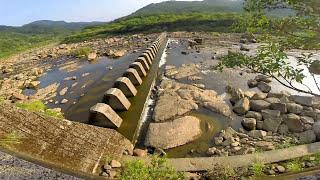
left=286, top=160, right=302, bottom=172
left=120, top=156, right=184, bottom=180
left=250, top=163, right=264, bottom=176
left=15, top=100, right=63, bottom=119
left=70, top=47, right=93, bottom=58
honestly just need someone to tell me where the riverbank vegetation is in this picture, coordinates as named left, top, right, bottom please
left=15, top=100, right=63, bottom=119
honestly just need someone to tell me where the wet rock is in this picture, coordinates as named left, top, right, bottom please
left=133, top=149, right=147, bottom=157
left=251, top=93, right=267, bottom=100
left=145, top=116, right=201, bottom=149
left=287, top=103, right=303, bottom=114
left=59, top=87, right=68, bottom=96
left=263, top=117, right=282, bottom=132
left=248, top=130, right=267, bottom=138
left=257, top=82, right=271, bottom=93
left=242, top=118, right=256, bottom=131
left=60, top=99, right=68, bottom=104
left=110, top=160, right=121, bottom=168
left=284, top=114, right=304, bottom=133
left=250, top=100, right=271, bottom=111
left=245, top=111, right=262, bottom=121
left=296, top=130, right=316, bottom=144
left=233, top=97, right=250, bottom=115
left=87, top=52, right=97, bottom=61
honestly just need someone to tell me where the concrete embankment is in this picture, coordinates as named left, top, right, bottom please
left=89, top=33, right=167, bottom=130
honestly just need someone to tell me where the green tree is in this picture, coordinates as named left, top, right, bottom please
left=219, top=0, right=320, bottom=96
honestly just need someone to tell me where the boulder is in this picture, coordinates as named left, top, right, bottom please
left=296, top=130, right=316, bottom=144
left=263, top=118, right=283, bottom=132
left=257, top=82, right=271, bottom=93
left=248, top=130, right=267, bottom=138
left=10, top=92, right=27, bottom=101
left=153, top=91, right=198, bottom=122
left=290, top=95, right=314, bottom=107
left=271, top=103, right=287, bottom=113
left=287, top=103, right=303, bottom=114
left=28, top=81, right=40, bottom=89
left=87, top=52, right=97, bottom=61
left=309, top=60, right=320, bottom=75
left=226, top=85, right=245, bottom=104
left=265, top=97, right=281, bottom=104
left=233, top=98, right=250, bottom=115
left=284, top=114, right=304, bottom=133
left=133, top=149, right=147, bottom=157
left=145, top=116, right=202, bottom=149
left=242, top=118, right=256, bottom=131
left=251, top=93, right=267, bottom=100
left=245, top=111, right=262, bottom=121
left=247, top=79, right=258, bottom=88
left=301, top=116, right=315, bottom=125
left=250, top=100, right=271, bottom=111
left=255, top=75, right=272, bottom=83
left=313, top=122, right=320, bottom=140
left=261, top=109, right=281, bottom=120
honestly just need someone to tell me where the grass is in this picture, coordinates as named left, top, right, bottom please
left=70, top=46, right=93, bottom=58
left=275, top=137, right=296, bottom=149
left=15, top=100, right=63, bottom=119
left=121, top=155, right=184, bottom=180
left=206, top=165, right=238, bottom=180
left=286, top=160, right=303, bottom=172
left=250, top=163, right=265, bottom=177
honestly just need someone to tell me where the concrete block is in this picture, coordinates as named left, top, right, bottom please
left=123, top=68, right=143, bottom=86
left=129, top=62, right=147, bottom=77
left=151, top=45, right=158, bottom=53
left=140, top=53, right=152, bottom=65
left=146, top=48, right=156, bottom=59
left=114, top=77, right=137, bottom=97
left=104, top=88, right=131, bottom=111
left=90, top=103, right=123, bottom=128
left=145, top=50, right=155, bottom=60
left=135, top=57, right=150, bottom=71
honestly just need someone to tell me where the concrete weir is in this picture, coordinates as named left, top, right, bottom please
left=90, top=103, right=123, bottom=128
left=135, top=57, right=150, bottom=71
left=129, top=62, right=147, bottom=77
left=124, top=68, right=143, bottom=86
left=89, top=33, right=167, bottom=131
left=104, top=88, right=131, bottom=111
left=114, top=77, right=137, bottom=97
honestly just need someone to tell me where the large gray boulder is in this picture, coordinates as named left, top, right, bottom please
left=250, top=100, right=271, bottom=111
left=284, top=114, right=304, bottom=133
left=233, top=97, right=250, bottom=115
left=245, top=111, right=262, bottom=121
left=296, top=130, right=316, bottom=144
left=248, top=130, right=267, bottom=138
left=290, top=95, right=314, bottom=107
left=263, top=118, right=283, bottom=133
left=261, top=109, right=281, bottom=120
left=145, top=116, right=202, bottom=149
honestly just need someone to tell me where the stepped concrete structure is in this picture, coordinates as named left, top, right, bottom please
left=135, top=57, right=150, bottom=71
left=114, top=77, right=138, bottom=97
left=90, top=103, right=123, bottom=128
left=129, top=62, right=147, bottom=77
left=104, top=88, right=131, bottom=111
left=123, top=68, right=143, bottom=86
left=140, top=52, right=152, bottom=65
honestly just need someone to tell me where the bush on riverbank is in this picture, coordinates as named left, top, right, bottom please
left=121, top=156, right=184, bottom=180
left=15, top=100, right=63, bottom=119
left=70, top=46, right=93, bottom=58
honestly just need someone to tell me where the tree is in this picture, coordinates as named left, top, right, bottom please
left=218, top=0, right=320, bottom=96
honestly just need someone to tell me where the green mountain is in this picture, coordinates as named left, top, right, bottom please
left=0, top=20, right=104, bottom=59
left=64, top=0, right=243, bottom=43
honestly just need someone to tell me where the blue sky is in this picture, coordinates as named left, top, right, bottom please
left=0, top=0, right=202, bottom=26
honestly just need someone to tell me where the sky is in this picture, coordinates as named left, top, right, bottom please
left=0, top=0, right=202, bottom=26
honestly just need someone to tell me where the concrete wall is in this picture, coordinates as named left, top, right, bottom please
left=90, top=33, right=167, bottom=129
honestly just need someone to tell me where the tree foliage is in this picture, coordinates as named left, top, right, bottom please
left=219, top=0, right=320, bottom=96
